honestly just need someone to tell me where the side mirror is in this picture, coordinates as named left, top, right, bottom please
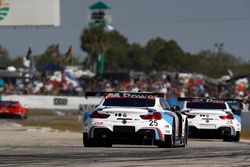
left=172, top=105, right=181, bottom=111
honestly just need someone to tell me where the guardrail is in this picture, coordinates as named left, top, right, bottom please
left=2, top=95, right=102, bottom=111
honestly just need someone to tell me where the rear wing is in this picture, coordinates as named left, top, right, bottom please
left=177, top=97, right=250, bottom=103
left=177, top=97, right=249, bottom=114
left=84, top=91, right=165, bottom=99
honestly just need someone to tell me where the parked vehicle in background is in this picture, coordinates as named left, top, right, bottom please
left=83, top=91, right=188, bottom=148
left=179, top=97, right=241, bottom=142
left=0, top=101, right=28, bottom=119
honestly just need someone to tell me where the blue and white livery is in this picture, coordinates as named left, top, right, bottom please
left=179, top=97, right=242, bottom=142
left=82, top=92, right=188, bottom=148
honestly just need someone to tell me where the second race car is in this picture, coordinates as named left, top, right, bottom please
left=179, top=97, right=242, bottom=142
left=82, top=92, right=188, bottom=148
left=0, top=100, right=28, bottom=119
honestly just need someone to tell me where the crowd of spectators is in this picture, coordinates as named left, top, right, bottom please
left=1, top=71, right=249, bottom=103
left=1, top=70, right=249, bottom=110
left=0, top=71, right=82, bottom=96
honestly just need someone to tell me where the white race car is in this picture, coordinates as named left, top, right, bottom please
left=179, top=98, right=242, bottom=142
left=83, top=92, right=188, bottom=148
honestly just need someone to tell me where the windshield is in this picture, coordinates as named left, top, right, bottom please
left=0, top=101, right=17, bottom=106
left=227, top=102, right=241, bottom=109
left=186, top=102, right=226, bottom=109
left=103, top=97, right=155, bottom=107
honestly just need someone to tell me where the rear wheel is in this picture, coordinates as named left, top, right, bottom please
left=94, top=130, right=113, bottom=147
left=158, top=134, right=174, bottom=148
left=233, top=132, right=240, bottom=142
left=102, top=138, right=112, bottom=147
left=165, top=134, right=175, bottom=148
left=223, top=132, right=240, bottom=142
left=158, top=121, right=175, bottom=148
left=98, top=136, right=112, bottom=147
left=83, top=133, right=95, bottom=147
left=22, top=113, right=27, bottom=119
left=222, top=135, right=231, bottom=142
left=182, top=121, right=188, bottom=147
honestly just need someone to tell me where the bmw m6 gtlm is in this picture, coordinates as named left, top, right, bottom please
left=179, top=97, right=242, bottom=142
left=83, top=92, right=188, bottom=148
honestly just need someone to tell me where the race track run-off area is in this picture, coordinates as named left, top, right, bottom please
left=0, top=120, right=250, bottom=167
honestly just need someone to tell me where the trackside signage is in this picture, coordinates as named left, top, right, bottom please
left=85, top=91, right=164, bottom=98
left=2, top=95, right=102, bottom=110
left=0, top=0, right=60, bottom=27
left=0, top=0, right=10, bottom=21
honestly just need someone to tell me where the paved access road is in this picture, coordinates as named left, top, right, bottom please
left=0, top=120, right=250, bottom=167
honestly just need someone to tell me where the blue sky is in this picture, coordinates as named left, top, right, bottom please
left=0, top=0, right=250, bottom=61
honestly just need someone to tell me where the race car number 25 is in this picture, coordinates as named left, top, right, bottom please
left=149, top=120, right=158, bottom=126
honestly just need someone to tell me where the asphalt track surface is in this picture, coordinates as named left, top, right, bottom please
left=1, top=141, right=250, bottom=167
left=0, top=120, right=250, bottom=167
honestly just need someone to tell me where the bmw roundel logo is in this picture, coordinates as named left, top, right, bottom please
left=122, top=119, right=127, bottom=124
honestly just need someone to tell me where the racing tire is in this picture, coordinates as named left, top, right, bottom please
left=164, top=134, right=175, bottom=148
left=233, top=132, right=240, bottom=142
left=222, top=136, right=230, bottom=142
left=16, top=115, right=23, bottom=119
left=95, top=131, right=112, bottom=147
left=158, top=135, right=174, bottom=148
left=181, top=121, right=188, bottom=147
left=83, top=133, right=95, bottom=147
left=102, top=138, right=112, bottom=147
left=22, top=114, right=28, bottom=119
left=223, top=135, right=232, bottom=142
left=158, top=122, right=175, bottom=148
left=97, top=137, right=112, bottom=147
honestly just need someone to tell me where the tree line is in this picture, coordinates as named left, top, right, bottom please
left=81, top=27, right=250, bottom=78
left=1, top=27, right=250, bottom=78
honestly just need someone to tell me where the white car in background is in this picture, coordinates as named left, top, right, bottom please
left=83, top=92, right=188, bottom=148
left=179, top=98, right=241, bottom=142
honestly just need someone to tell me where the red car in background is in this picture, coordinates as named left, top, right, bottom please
left=0, top=101, right=28, bottom=119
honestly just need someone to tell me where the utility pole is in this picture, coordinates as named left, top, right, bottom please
left=214, top=43, right=224, bottom=56
left=214, top=42, right=224, bottom=65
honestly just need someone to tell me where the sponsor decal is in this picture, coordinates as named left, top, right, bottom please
left=54, top=98, right=68, bottom=106
left=0, top=0, right=10, bottom=21
left=107, top=92, right=157, bottom=98
left=94, top=122, right=103, bottom=126
left=122, top=119, right=127, bottom=124
left=79, top=104, right=96, bottom=112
